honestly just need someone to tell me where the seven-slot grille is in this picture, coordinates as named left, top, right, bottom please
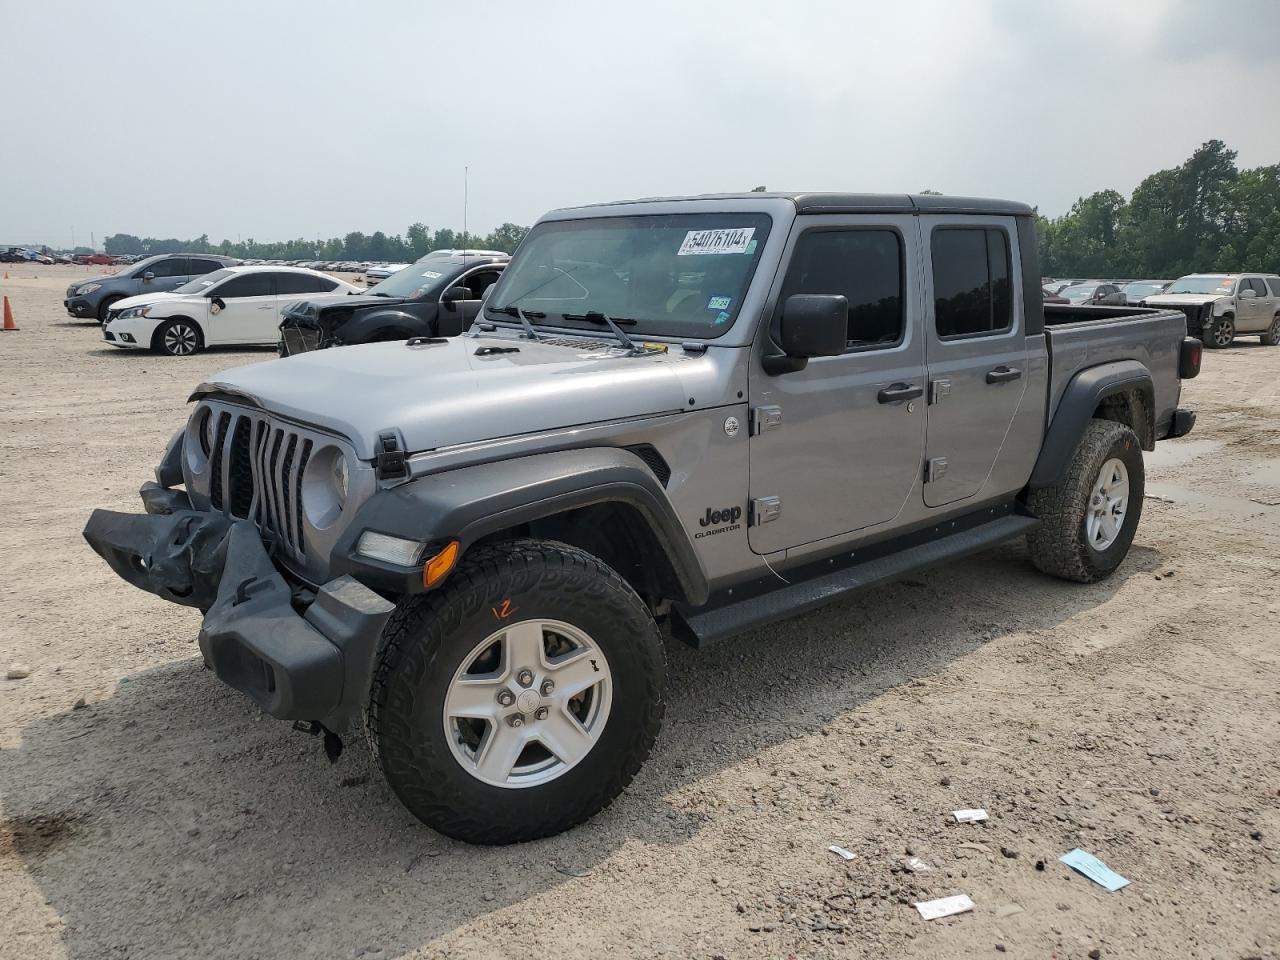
left=208, top=410, right=315, bottom=561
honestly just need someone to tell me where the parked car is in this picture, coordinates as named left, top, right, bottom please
left=101, top=266, right=359, bottom=355
left=1058, top=282, right=1126, bottom=305
left=65, top=254, right=240, bottom=322
left=1142, top=273, right=1280, bottom=348
left=86, top=191, right=1200, bottom=844
left=1042, top=286, right=1069, bottom=304
left=1120, top=280, right=1170, bottom=305
left=278, top=253, right=509, bottom=355
left=364, top=262, right=410, bottom=283
left=72, top=253, right=115, bottom=265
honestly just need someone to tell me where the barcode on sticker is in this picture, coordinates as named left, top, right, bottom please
left=677, top=227, right=755, bottom=256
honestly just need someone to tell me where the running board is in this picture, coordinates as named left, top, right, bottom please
left=671, top=511, right=1039, bottom=648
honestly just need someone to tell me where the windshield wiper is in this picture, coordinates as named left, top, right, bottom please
left=563, top=312, right=643, bottom=354
left=487, top=304, right=546, bottom=340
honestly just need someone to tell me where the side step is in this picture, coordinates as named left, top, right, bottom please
left=671, top=511, right=1039, bottom=647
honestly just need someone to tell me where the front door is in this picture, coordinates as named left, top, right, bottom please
left=142, top=256, right=192, bottom=294
left=919, top=218, right=1030, bottom=508
left=748, top=216, right=926, bottom=554
left=206, top=272, right=278, bottom=344
left=1237, top=277, right=1270, bottom=332
left=437, top=266, right=505, bottom=336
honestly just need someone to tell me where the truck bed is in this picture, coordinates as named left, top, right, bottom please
left=1042, top=304, right=1188, bottom=433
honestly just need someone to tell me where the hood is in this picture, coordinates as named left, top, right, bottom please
left=282, top=291, right=409, bottom=321
left=192, top=333, right=702, bottom=460
left=112, top=291, right=186, bottom=311
left=1142, top=293, right=1224, bottom=307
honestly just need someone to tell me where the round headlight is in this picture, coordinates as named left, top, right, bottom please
left=333, top=452, right=349, bottom=504
left=202, top=410, right=218, bottom=456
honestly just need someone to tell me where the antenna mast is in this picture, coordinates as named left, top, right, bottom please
left=463, top=165, right=469, bottom=264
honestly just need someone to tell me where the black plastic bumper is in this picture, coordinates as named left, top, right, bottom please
left=1168, top=407, right=1196, bottom=439
left=83, top=500, right=394, bottom=732
left=65, top=297, right=95, bottom=319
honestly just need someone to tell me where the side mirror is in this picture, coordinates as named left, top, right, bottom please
left=142, top=271, right=155, bottom=282
left=1239, top=288, right=1257, bottom=299
left=764, top=294, right=848, bottom=374
left=442, top=285, right=471, bottom=305
left=209, top=296, right=226, bottom=314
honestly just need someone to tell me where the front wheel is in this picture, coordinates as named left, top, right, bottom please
left=1202, top=315, right=1235, bottom=349
left=1260, top=315, right=1280, bottom=346
left=154, top=319, right=202, bottom=356
left=1026, top=419, right=1145, bottom=583
left=366, top=539, right=665, bottom=844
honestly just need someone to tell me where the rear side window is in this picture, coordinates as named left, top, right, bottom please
left=778, top=229, right=904, bottom=349
left=1268, top=278, right=1280, bottom=297
left=931, top=227, right=1013, bottom=338
left=189, top=258, right=224, bottom=275
left=146, top=257, right=189, bottom=278
left=217, top=273, right=274, bottom=298
left=275, top=273, right=335, bottom=295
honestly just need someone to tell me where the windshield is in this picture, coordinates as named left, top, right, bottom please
left=1121, top=281, right=1166, bottom=297
left=1164, top=276, right=1234, bottom=295
left=1060, top=284, right=1098, bottom=301
left=175, top=269, right=234, bottom=294
left=487, top=213, right=772, bottom=338
left=366, top=264, right=453, bottom=298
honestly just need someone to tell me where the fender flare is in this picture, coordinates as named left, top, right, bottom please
left=340, top=309, right=432, bottom=344
left=1029, top=360, right=1153, bottom=489
left=330, top=447, right=709, bottom=603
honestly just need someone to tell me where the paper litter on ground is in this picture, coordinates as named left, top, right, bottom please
left=952, top=808, right=989, bottom=823
left=1060, top=848, right=1130, bottom=891
left=828, top=845, right=856, bottom=860
left=915, top=894, right=974, bottom=920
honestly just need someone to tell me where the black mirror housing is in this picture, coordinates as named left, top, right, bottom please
left=442, top=285, right=470, bottom=304
left=780, top=294, right=848, bottom=357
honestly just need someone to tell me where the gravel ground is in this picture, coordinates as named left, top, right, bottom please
left=1, top=264, right=1278, bottom=960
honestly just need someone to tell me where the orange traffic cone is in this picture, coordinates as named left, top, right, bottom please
left=2, top=296, right=17, bottom=331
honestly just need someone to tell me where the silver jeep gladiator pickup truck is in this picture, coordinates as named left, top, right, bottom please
left=85, top=192, right=1201, bottom=844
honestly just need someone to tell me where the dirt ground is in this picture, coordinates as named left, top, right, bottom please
left=1, top=264, right=1277, bottom=960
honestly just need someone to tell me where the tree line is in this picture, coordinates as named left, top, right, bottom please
left=1037, top=140, right=1280, bottom=279
left=101, top=140, right=1278, bottom=279
left=103, top=222, right=530, bottom=262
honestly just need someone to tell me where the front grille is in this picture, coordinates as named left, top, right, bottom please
left=207, top=410, right=315, bottom=562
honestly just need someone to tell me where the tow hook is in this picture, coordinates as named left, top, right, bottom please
left=292, top=720, right=344, bottom=763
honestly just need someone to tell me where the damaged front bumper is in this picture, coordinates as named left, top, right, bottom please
left=83, top=487, right=394, bottom=734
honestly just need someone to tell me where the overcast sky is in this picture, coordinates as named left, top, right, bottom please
left=3, top=0, right=1278, bottom=248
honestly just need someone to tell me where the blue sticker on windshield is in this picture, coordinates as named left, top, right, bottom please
left=714, top=310, right=731, bottom=325
left=745, top=239, right=757, bottom=255
left=707, top=295, right=732, bottom=311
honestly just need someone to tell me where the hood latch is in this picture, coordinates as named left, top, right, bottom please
left=375, top=431, right=409, bottom=481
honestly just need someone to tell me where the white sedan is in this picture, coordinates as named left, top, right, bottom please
left=102, top=266, right=359, bottom=355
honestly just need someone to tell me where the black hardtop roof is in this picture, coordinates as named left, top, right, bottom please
left=563, top=192, right=1034, bottom=217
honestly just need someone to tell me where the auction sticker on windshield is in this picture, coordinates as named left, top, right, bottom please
left=678, top=227, right=755, bottom=256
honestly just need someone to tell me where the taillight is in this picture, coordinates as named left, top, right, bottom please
left=1179, top=337, right=1202, bottom=379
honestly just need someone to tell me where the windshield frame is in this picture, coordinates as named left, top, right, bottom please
left=485, top=212, right=774, bottom=340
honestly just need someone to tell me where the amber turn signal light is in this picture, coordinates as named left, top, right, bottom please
left=422, top=540, right=460, bottom=588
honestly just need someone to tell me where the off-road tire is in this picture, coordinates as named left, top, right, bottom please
left=1026, top=419, right=1144, bottom=583
left=154, top=319, right=202, bottom=356
left=365, top=539, right=665, bottom=845
left=97, top=296, right=122, bottom=323
left=1202, top=315, right=1234, bottom=349
left=1260, top=315, right=1280, bottom=346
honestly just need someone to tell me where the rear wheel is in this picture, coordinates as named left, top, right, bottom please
left=155, top=319, right=202, bottom=356
left=1202, top=315, right=1234, bottom=349
left=1260, top=315, right=1280, bottom=346
left=1026, top=419, right=1144, bottom=583
left=366, top=539, right=665, bottom=844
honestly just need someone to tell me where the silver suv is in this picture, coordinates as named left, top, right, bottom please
left=1143, top=273, right=1280, bottom=348
left=64, top=253, right=239, bottom=323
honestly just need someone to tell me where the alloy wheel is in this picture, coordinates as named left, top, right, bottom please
left=1085, top=457, right=1129, bottom=551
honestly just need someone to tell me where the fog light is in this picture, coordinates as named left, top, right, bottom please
left=119, top=332, right=135, bottom=343
left=356, top=531, right=425, bottom=566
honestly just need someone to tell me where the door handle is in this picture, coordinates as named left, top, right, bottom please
left=877, top=383, right=924, bottom=404
left=986, top=366, right=1022, bottom=384
left=258, top=305, right=275, bottom=310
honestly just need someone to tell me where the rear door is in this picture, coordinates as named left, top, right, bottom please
left=919, top=218, right=1030, bottom=507
left=206, top=272, right=277, bottom=344
left=748, top=216, right=926, bottom=554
